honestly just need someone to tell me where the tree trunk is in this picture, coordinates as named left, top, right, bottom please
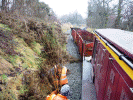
left=2, top=0, right=6, bottom=11
left=114, top=0, right=123, bottom=28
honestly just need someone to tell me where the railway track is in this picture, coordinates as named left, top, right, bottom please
left=66, top=30, right=82, bottom=100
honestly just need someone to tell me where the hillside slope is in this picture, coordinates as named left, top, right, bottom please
left=0, top=12, right=70, bottom=99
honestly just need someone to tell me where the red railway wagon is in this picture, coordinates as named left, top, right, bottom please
left=92, top=29, right=133, bottom=100
left=71, top=28, right=94, bottom=58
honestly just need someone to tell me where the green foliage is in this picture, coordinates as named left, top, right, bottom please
left=0, top=3, right=68, bottom=99
left=19, top=85, right=29, bottom=95
left=0, top=88, right=17, bottom=100
left=31, top=41, right=42, bottom=55
left=10, top=55, right=19, bottom=67
left=0, top=23, right=11, bottom=31
left=22, top=63, right=29, bottom=69
left=1, top=74, right=8, bottom=83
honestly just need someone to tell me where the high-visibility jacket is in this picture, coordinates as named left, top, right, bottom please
left=46, top=93, right=68, bottom=100
left=60, top=66, right=68, bottom=85
left=46, top=94, right=56, bottom=100
left=53, top=66, right=68, bottom=86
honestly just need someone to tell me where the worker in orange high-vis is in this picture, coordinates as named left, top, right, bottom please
left=48, top=65, right=70, bottom=90
left=60, top=66, right=69, bottom=85
left=46, top=84, right=71, bottom=100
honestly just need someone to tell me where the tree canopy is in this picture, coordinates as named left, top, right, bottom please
left=87, top=0, right=133, bottom=31
left=0, top=0, right=57, bottom=21
left=60, top=11, right=85, bottom=25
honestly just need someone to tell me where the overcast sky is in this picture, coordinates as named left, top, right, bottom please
left=39, top=0, right=88, bottom=18
left=39, top=0, right=119, bottom=18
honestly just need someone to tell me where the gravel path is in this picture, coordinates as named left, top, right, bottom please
left=65, top=30, right=82, bottom=100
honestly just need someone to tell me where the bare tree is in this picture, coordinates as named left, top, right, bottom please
left=114, top=0, right=123, bottom=28
left=121, top=1, right=133, bottom=30
left=2, top=0, right=6, bottom=11
left=87, top=0, right=113, bottom=28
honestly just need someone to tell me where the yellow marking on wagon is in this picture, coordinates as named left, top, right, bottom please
left=95, top=34, right=133, bottom=80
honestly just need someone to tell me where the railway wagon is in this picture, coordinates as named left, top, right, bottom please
left=92, top=29, right=133, bottom=100
left=71, top=28, right=94, bottom=58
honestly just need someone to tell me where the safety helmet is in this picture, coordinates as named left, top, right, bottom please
left=60, top=84, right=71, bottom=98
